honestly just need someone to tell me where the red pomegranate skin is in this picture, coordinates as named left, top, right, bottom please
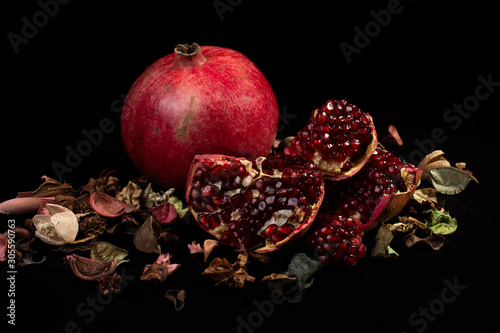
left=121, top=44, right=279, bottom=189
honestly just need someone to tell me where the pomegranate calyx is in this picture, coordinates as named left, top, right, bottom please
left=174, top=42, right=207, bottom=68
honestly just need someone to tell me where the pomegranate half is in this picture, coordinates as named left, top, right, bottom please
left=185, top=153, right=325, bottom=253
left=121, top=43, right=279, bottom=189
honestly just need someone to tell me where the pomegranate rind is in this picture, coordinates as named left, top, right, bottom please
left=185, top=154, right=325, bottom=253
left=363, top=165, right=422, bottom=231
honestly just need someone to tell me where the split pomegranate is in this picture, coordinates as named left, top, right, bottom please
left=323, top=148, right=422, bottom=231
left=284, top=99, right=377, bottom=180
left=307, top=214, right=366, bottom=267
left=185, top=153, right=325, bottom=252
left=121, top=43, right=279, bottom=189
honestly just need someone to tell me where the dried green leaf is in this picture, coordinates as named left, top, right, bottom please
left=262, top=253, right=322, bottom=303
left=167, top=195, right=189, bottom=219
left=427, top=209, right=458, bottom=235
left=91, top=241, right=129, bottom=266
left=430, top=167, right=478, bottom=195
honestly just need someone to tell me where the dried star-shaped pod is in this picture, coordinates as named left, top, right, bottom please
left=202, top=256, right=255, bottom=288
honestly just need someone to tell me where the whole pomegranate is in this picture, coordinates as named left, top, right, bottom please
left=121, top=43, right=279, bottom=189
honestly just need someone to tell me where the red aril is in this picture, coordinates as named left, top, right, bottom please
left=185, top=153, right=325, bottom=253
left=121, top=43, right=279, bottom=189
left=323, top=148, right=422, bottom=231
left=284, top=99, right=377, bottom=180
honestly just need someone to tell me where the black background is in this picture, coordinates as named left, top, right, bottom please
left=2, top=1, right=499, bottom=332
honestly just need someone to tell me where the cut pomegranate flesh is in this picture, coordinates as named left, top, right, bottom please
left=307, top=213, right=367, bottom=267
left=185, top=153, right=325, bottom=252
left=323, top=148, right=422, bottom=231
left=284, top=99, right=377, bottom=180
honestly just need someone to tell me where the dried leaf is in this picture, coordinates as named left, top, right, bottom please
left=418, top=150, right=451, bottom=181
left=427, top=209, right=458, bottom=235
left=167, top=195, right=189, bottom=219
left=412, top=188, right=438, bottom=205
left=371, top=224, right=396, bottom=258
left=262, top=253, right=322, bottom=303
left=141, top=184, right=174, bottom=208
left=133, top=216, right=161, bottom=254
left=165, top=290, right=186, bottom=311
left=90, top=241, right=130, bottom=266
left=116, top=181, right=143, bottom=209
left=404, top=229, right=445, bottom=250
left=430, top=167, right=478, bottom=195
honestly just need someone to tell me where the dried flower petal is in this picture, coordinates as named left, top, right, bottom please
left=381, top=125, right=403, bottom=146
left=151, top=202, right=177, bottom=224
left=188, top=241, right=204, bottom=254
left=141, top=253, right=180, bottom=285
left=66, top=254, right=118, bottom=281
left=33, top=204, right=78, bottom=246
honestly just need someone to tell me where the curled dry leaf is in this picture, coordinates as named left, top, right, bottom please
left=141, top=184, right=174, bottom=208
left=165, top=290, right=186, bottom=311
left=33, top=203, right=79, bottom=246
left=66, top=254, right=118, bottom=281
left=427, top=209, right=458, bottom=235
left=371, top=224, right=397, bottom=258
left=90, top=241, right=130, bottom=266
left=141, top=253, right=180, bottom=285
left=418, top=150, right=451, bottom=181
left=429, top=167, right=478, bottom=195
left=412, top=188, right=438, bottom=206
left=187, top=239, right=220, bottom=262
left=133, top=216, right=161, bottom=254
left=17, top=175, right=75, bottom=198
left=404, top=229, right=445, bottom=251
left=116, top=181, right=143, bottom=209
left=262, top=253, right=322, bottom=303
left=89, top=192, right=128, bottom=218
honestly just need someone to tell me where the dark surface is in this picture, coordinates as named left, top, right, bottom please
left=2, top=1, right=499, bottom=332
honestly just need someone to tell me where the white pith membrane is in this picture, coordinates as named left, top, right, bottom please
left=188, top=156, right=322, bottom=251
